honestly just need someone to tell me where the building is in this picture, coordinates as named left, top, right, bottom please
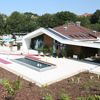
left=77, top=13, right=93, bottom=17
left=23, top=22, right=100, bottom=58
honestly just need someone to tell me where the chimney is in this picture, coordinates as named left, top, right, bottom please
left=63, top=27, right=67, bottom=31
left=93, top=30, right=96, bottom=34
left=76, top=21, right=81, bottom=26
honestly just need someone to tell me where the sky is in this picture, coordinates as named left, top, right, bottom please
left=0, top=0, right=100, bottom=16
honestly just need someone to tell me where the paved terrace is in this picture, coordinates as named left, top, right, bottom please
left=0, top=46, right=100, bottom=86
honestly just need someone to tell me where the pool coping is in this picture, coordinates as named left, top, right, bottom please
left=0, top=62, right=87, bottom=87
left=11, top=58, right=56, bottom=72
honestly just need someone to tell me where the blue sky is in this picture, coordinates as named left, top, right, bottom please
left=0, top=0, right=100, bottom=16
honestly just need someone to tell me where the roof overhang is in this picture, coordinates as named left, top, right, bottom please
left=23, top=28, right=100, bottom=49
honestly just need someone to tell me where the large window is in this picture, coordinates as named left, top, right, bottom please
left=30, top=35, right=44, bottom=50
left=53, top=40, right=66, bottom=53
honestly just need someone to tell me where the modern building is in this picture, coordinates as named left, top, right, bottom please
left=23, top=22, right=100, bottom=58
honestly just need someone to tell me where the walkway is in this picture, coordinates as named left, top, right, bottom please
left=0, top=46, right=100, bottom=86
left=0, top=58, right=11, bottom=64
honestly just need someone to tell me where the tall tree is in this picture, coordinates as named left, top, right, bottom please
left=90, top=10, right=100, bottom=24
left=0, top=14, right=7, bottom=34
left=76, top=16, right=90, bottom=26
left=55, top=11, right=76, bottom=25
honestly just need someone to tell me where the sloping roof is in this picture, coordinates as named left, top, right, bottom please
left=23, top=27, right=100, bottom=49
left=53, top=24, right=100, bottom=40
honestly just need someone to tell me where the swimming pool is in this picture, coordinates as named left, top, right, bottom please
left=12, top=57, right=56, bottom=72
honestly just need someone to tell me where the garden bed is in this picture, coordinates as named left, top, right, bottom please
left=0, top=67, right=100, bottom=100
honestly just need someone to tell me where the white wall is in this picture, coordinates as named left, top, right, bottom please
left=22, top=38, right=31, bottom=51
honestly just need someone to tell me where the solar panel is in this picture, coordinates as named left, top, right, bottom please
left=46, top=28, right=67, bottom=39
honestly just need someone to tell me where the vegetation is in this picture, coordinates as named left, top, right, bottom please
left=42, top=48, right=48, bottom=56
left=0, top=41, right=5, bottom=46
left=49, top=47, right=53, bottom=57
left=56, top=50, right=60, bottom=58
left=17, top=43, right=21, bottom=50
left=61, top=50, right=66, bottom=58
left=0, top=76, right=22, bottom=100
left=44, top=94, right=53, bottom=100
left=37, top=47, right=42, bottom=56
left=60, top=93, right=70, bottom=100
left=0, top=10, right=100, bottom=35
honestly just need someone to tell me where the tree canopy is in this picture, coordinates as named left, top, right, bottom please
left=0, top=10, right=100, bottom=35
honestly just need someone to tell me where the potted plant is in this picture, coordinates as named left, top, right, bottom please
left=49, top=48, right=53, bottom=57
left=61, top=50, right=66, bottom=58
left=43, top=48, right=48, bottom=57
left=0, top=41, right=5, bottom=46
left=17, top=43, right=21, bottom=50
left=37, top=47, right=42, bottom=56
left=9, top=41, right=14, bottom=51
left=56, top=50, right=60, bottom=58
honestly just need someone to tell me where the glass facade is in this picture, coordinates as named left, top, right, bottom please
left=30, top=35, right=44, bottom=50
left=53, top=40, right=67, bottom=53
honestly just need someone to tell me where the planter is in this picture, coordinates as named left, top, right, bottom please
left=56, top=56, right=58, bottom=58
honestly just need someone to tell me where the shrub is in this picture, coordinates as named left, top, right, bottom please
left=87, top=95, right=95, bottom=100
left=95, top=95, right=100, bottom=99
left=17, top=43, right=21, bottom=50
left=9, top=41, right=14, bottom=46
left=44, top=94, right=53, bottom=100
left=1, top=76, right=22, bottom=100
left=60, top=93, right=70, bottom=100
left=0, top=41, right=5, bottom=46
left=37, top=47, right=42, bottom=55
left=61, top=50, right=66, bottom=57
left=75, top=97, right=86, bottom=100
left=56, top=50, right=60, bottom=57
left=49, top=48, right=53, bottom=57
left=43, top=48, right=48, bottom=56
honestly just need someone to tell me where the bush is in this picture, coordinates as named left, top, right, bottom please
left=17, top=43, right=21, bottom=50
left=37, top=47, right=42, bottom=55
left=49, top=47, right=53, bottom=57
left=0, top=41, right=5, bottom=46
left=87, top=95, right=95, bottom=100
left=61, top=50, right=66, bottom=57
left=43, top=48, right=48, bottom=56
left=76, top=97, right=86, bottom=100
left=1, top=76, right=22, bottom=100
left=56, top=50, right=60, bottom=57
left=95, top=95, right=100, bottom=99
left=44, top=94, right=53, bottom=100
left=9, top=41, right=14, bottom=46
left=60, top=93, right=70, bottom=100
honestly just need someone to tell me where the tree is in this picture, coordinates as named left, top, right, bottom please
left=6, top=11, right=39, bottom=33
left=38, top=13, right=57, bottom=28
left=76, top=16, right=90, bottom=26
left=87, top=23, right=100, bottom=32
left=55, top=11, right=76, bottom=25
left=0, top=14, right=6, bottom=34
left=6, top=11, right=25, bottom=33
left=90, top=10, right=100, bottom=24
